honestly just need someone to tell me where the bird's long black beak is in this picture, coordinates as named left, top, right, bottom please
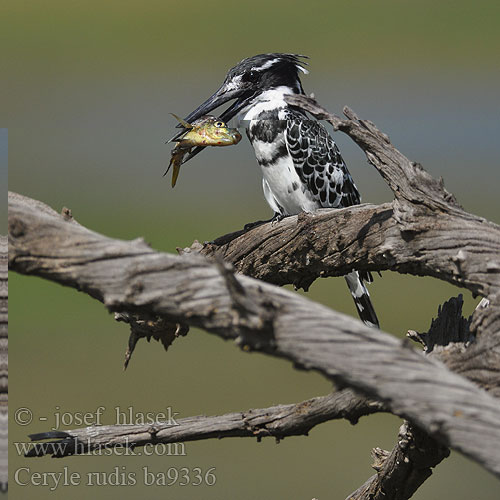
left=168, top=85, right=254, bottom=164
left=185, top=86, right=245, bottom=123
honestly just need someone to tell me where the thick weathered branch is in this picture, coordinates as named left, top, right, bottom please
left=191, top=98, right=500, bottom=306
left=195, top=201, right=500, bottom=300
left=8, top=192, right=500, bottom=478
left=26, top=389, right=383, bottom=457
left=185, top=98, right=500, bottom=407
left=28, top=295, right=473, bottom=500
left=27, top=297, right=468, bottom=500
left=9, top=101, right=500, bottom=499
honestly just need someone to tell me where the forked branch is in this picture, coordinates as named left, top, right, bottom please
left=8, top=101, right=500, bottom=495
left=8, top=191, right=500, bottom=478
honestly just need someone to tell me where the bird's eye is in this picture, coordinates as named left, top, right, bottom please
left=243, top=70, right=259, bottom=82
left=214, top=121, right=225, bottom=128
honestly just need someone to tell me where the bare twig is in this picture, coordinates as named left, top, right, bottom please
left=26, top=389, right=384, bottom=457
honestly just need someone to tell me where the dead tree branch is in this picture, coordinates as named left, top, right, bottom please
left=8, top=101, right=500, bottom=497
left=193, top=97, right=500, bottom=308
left=346, top=422, right=449, bottom=500
left=348, top=296, right=471, bottom=500
left=8, top=190, right=500, bottom=478
left=26, top=389, right=383, bottom=457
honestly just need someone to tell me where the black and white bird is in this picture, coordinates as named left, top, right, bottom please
left=174, top=53, right=379, bottom=328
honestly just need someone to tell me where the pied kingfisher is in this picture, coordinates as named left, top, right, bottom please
left=174, top=53, right=379, bottom=328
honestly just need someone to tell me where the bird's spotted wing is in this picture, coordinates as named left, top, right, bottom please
left=284, top=110, right=377, bottom=309
left=284, top=110, right=361, bottom=208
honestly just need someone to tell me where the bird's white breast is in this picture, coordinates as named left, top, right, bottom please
left=241, top=87, right=320, bottom=215
left=259, top=153, right=319, bottom=215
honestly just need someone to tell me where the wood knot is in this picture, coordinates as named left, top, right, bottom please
left=486, top=261, right=500, bottom=272
left=178, top=240, right=203, bottom=255
left=9, top=217, right=26, bottom=238
left=61, top=206, right=73, bottom=221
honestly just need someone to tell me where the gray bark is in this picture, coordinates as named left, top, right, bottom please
left=26, top=389, right=383, bottom=457
left=347, top=422, right=449, bottom=500
left=8, top=190, right=500, bottom=479
left=8, top=100, right=500, bottom=496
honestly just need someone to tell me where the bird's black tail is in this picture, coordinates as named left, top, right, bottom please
left=344, top=271, right=379, bottom=328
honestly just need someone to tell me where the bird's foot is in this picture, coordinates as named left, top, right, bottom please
left=270, top=212, right=286, bottom=226
left=243, top=213, right=287, bottom=231
left=243, top=218, right=273, bottom=231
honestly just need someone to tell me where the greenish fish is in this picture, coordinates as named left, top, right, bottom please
left=165, top=114, right=241, bottom=187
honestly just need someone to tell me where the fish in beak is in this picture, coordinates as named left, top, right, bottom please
left=165, top=114, right=242, bottom=187
left=169, top=82, right=255, bottom=164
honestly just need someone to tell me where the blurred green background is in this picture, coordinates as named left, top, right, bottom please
left=4, top=0, right=500, bottom=498
left=0, top=130, right=6, bottom=234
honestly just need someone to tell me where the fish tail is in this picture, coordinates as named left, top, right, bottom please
left=171, top=162, right=180, bottom=188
